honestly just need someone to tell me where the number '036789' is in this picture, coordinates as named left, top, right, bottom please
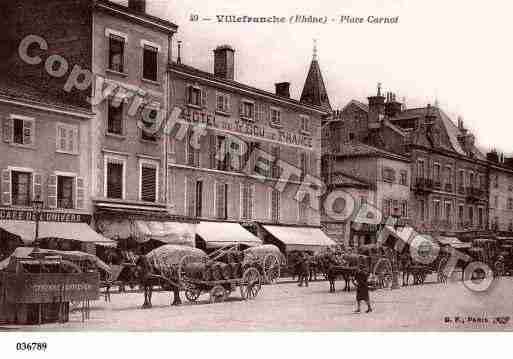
left=16, top=342, right=47, bottom=351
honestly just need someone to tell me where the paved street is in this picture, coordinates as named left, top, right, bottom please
left=4, top=276, right=513, bottom=331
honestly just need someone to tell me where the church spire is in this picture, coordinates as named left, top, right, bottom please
left=300, top=39, right=332, bottom=111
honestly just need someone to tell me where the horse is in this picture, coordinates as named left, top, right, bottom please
left=400, top=254, right=412, bottom=286
left=134, top=255, right=182, bottom=308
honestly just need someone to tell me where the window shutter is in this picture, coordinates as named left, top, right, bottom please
left=72, top=127, right=79, bottom=153
left=23, top=120, right=33, bottom=146
left=33, top=173, right=42, bottom=201
left=2, top=118, right=12, bottom=143
left=47, top=174, right=57, bottom=208
left=201, top=87, right=207, bottom=108
left=1, top=169, right=11, bottom=205
left=76, top=177, right=85, bottom=209
left=186, top=177, right=195, bottom=217
left=224, top=95, right=230, bottom=112
left=239, top=101, right=244, bottom=117
left=185, top=84, right=191, bottom=104
left=209, top=134, right=216, bottom=169
left=249, top=184, right=254, bottom=219
left=216, top=182, right=225, bottom=219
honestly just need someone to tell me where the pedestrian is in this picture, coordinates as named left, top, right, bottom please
left=298, top=253, right=310, bottom=287
left=354, top=263, right=372, bottom=313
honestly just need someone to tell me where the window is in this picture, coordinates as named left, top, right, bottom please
left=215, top=183, right=228, bottom=219
left=240, top=100, right=255, bottom=121
left=109, top=34, right=125, bottom=73
left=401, top=201, right=408, bottom=218
left=186, top=128, right=200, bottom=167
left=56, top=123, right=79, bottom=154
left=11, top=171, right=32, bottom=206
left=57, top=176, right=74, bottom=209
left=468, top=206, right=474, bottom=225
left=142, top=44, right=158, bottom=81
left=348, top=132, right=355, bottom=141
left=271, top=189, right=280, bottom=223
left=140, top=163, right=158, bottom=202
left=241, top=183, right=254, bottom=219
left=215, top=136, right=229, bottom=171
left=445, top=202, right=452, bottom=223
left=300, top=115, right=310, bottom=134
left=383, top=167, right=395, bottom=183
left=433, top=163, right=441, bottom=181
left=270, top=108, right=281, bottom=127
left=419, top=199, right=425, bottom=221
left=458, top=170, right=465, bottom=187
left=509, top=184, right=513, bottom=192
left=444, top=166, right=452, bottom=183
left=195, top=180, right=203, bottom=217
left=478, top=207, right=484, bottom=228
left=299, top=152, right=308, bottom=180
left=10, top=116, right=34, bottom=146
left=469, top=172, right=474, bottom=188
left=107, top=100, right=123, bottom=135
left=382, top=199, right=391, bottom=218
left=106, top=161, right=124, bottom=199
left=417, top=159, right=425, bottom=178
left=434, top=200, right=441, bottom=219
left=400, top=171, right=408, bottom=186
left=187, top=85, right=205, bottom=107
left=508, top=198, right=513, bottom=210
left=494, top=195, right=499, bottom=208
left=271, top=146, right=280, bottom=178
left=458, top=204, right=464, bottom=221
left=494, top=174, right=499, bottom=188
left=140, top=109, right=158, bottom=142
left=216, top=92, right=230, bottom=113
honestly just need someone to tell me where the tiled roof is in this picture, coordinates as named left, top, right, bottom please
left=300, top=59, right=332, bottom=111
left=95, top=0, right=178, bottom=33
left=335, top=142, right=410, bottom=162
left=170, top=62, right=327, bottom=113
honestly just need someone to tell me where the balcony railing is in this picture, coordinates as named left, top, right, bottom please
left=466, top=187, right=485, bottom=202
left=413, top=178, right=433, bottom=194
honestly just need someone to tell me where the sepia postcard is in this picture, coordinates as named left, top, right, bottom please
left=0, top=0, right=512, bottom=355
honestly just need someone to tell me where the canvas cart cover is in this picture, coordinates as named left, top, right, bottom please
left=0, top=220, right=115, bottom=247
left=0, top=247, right=111, bottom=273
left=196, top=222, right=262, bottom=248
left=145, top=245, right=206, bottom=278
left=437, top=236, right=471, bottom=249
left=244, top=244, right=286, bottom=263
left=262, top=225, right=336, bottom=252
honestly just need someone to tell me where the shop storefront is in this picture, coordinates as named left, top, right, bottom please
left=0, top=208, right=114, bottom=259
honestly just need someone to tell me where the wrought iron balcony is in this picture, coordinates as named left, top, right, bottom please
left=413, top=178, right=433, bottom=194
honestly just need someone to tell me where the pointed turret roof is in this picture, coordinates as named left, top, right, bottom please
left=300, top=43, right=332, bottom=111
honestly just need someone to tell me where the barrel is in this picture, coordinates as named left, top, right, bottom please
left=210, top=262, right=223, bottom=281
left=219, top=263, right=232, bottom=279
left=184, top=262, right=208, bottom=280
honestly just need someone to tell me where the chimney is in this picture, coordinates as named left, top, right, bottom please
left=128, top=0, right=146, bottom=13
left=367, top=83, right=386, bottom=129
left=487, top=150, right=499, bottom=163
left=424, top=104, right=436, bottom=125
left=275, top=82, right=290, bottom=98
left=385, top=92, right=402, bottom=117
left=213, top=45, right=235, bottom=80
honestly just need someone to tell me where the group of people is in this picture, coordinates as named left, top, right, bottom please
left=294, top=247, right=373, bottom=314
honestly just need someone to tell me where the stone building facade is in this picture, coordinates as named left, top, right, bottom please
left=487, top=151, right=513, bottom=233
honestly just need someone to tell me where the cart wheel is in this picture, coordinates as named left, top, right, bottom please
left=437, top=257, right=449, bottom=283
left=209, top=285, right=226, bottom=303
left=185, top=287, right=201, bottom=302
left=263, top=254, right=281, bottom=285
left=240, top=267, right=261, bottom=300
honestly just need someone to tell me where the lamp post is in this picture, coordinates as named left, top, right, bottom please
left=32, top=196, right=44, bottom=249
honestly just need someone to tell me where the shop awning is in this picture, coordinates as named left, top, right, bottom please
left=437, top=236, right=471, bottom=249
left=134, top=221, right=195, bottom=246
left=0, top=220, right=115, bottom=246
left=262, top=225, right=336, bottom=252
left=196, top=222, right=262, bottom=248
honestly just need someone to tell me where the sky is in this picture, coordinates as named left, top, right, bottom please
left=117, top=0, right=513, bottom=154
